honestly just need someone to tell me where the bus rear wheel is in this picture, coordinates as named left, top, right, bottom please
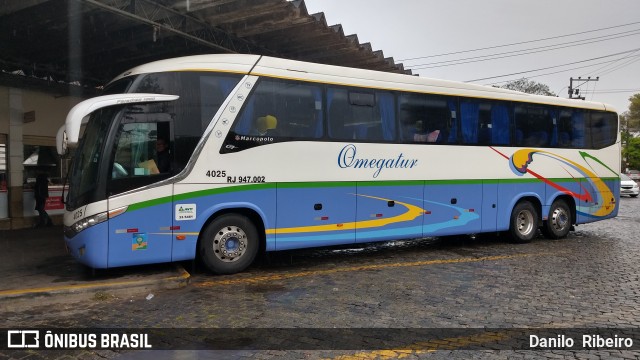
left=543, top=199, right=572, bottom=239
left=509, top=201, right=539, bottom=243
left=199, top=214, right=259, bottom=274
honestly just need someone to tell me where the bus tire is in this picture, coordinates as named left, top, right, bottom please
left=543, top=199, right=572, bottom=239
left=199, top=214, right=259, bottom=275
left=509, top=201, right=538, bottom=243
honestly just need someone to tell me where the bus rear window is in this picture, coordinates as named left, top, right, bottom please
left=591, top=111, right=618, bottom=149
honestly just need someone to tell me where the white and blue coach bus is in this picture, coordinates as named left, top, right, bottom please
left=57, top=54, right=620, bottom=274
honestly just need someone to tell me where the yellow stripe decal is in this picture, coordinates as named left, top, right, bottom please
left=265, top=194, right=424, bottom=235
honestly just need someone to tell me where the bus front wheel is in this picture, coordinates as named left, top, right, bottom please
left=199, top=214, right=259, bottom=274
left=509, top=201, right=539, bottom=243
left=543, top=199, right=572, bottom=239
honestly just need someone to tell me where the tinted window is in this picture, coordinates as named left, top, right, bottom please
left=107, top=104, right=173, bottom=196
left=459, top=99, right=511, bottom=145
left=328, top=87, right=395, bottom=142
left=232, top=78, right=323, bottom=140
left=591, top=111, right=618, bottom=149
left=132, top=72, right=241, bottom=171
left=103, top=78, right=134, bottom=95
left=399, top=93, right=455, bottom=144
left=569, top=109, right=590, bottom=148
left=514, top=105, right=554, bottom=147
left=66, top=110, right=112, bottom=209
left=556, top=108, right=590, bottom=148
left=556, top=109, right=575, bottom=147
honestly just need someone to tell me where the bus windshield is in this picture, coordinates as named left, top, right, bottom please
left=66, top=108, right=114, bottom=210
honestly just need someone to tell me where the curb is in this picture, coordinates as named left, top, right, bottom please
left=0, top=265, right=191, bottom=300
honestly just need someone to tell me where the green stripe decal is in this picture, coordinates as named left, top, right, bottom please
left=127, top=183, right=276, bottom=212
left=173, top=183, right=276, bottom=202
left=127, top=196, right=173, bottom=212
left=125, top=176, right=619, bottom=213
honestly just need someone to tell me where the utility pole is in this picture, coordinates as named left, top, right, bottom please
left=568, top=76, right=599, bottom=100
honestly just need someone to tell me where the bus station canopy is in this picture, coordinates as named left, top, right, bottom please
left=0, top=0, right=412, bottom=96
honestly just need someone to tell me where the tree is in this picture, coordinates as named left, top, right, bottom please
left=498, top=78, right=556, bottom=96
left=622, top=93, right=640, bottom=171
left=626, top=93, right=640, bottom=133
left=624, top=137, right=640, bottom=171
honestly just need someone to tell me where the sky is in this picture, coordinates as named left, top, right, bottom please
left=304, top=0, right=640, bottom=114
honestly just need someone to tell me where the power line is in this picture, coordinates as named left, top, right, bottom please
left=465, top=48, right=640, bottom=82
left=583, top=89, right=640, bottom=94
left=407, top=29, right=640, bottom=70
left=484, top=53, right=640, bottom=86
left=581, top=48, right=640, bottom=76
left=598, top=53, right=640, bottom=76
left=399, top=20, right=640, bottom=62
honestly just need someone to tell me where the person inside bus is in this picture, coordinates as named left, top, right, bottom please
left=154, top=137, right=171, bottom=173
left=413, top=120, right=428, bottom=142
left=252, top=115, right=278, bottom=136
left=413, top=120, right=440, bottom=143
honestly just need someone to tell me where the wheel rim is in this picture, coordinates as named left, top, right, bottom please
left=550, top=207, right=569, bottom=232
left=516, top=209, right=535, bottom=236
left=212, top=225, right=248, bottom=263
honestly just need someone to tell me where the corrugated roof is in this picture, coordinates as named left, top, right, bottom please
left=0, top=0, right=411, bottom=95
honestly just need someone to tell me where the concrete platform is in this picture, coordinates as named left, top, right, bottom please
left=0, top=226, right=190, bottom=304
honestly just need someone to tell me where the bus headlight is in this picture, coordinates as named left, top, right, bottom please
left=70, top=212, right=108, bottom=235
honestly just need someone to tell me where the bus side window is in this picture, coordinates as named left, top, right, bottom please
left=398, top=93, right=420, bottom=142
left=374, top=91, right=395, bottom=142
left=107, top=108, right=176, bottom=196
left=570, top=110, right=588, bottom=148
left=460, top=100, right=480, bottom=144
left=557, top=109, right=573, bottom=148
left=327, top=87, right=395, bottom=142
left=514, top=105, right=553, bottom=147
left=460, top=99, right=512, bottom=146
left=328, top=88, right=350, bottom=140
left=591, top=110, right=617, bottom=149
left=399, top=93, right=451, bottom=144
left=229, top=77, right=324, bottom=150
left=490, top=102, right=511, bottom=145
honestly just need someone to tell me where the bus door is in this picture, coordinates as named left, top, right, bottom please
left=276, top=183, right=357, bottom=250
left=423, top=182, right=483, bottom=236
left=106, top=112, right=175, bottom=267
left=356, top=182, right=424, bottom=243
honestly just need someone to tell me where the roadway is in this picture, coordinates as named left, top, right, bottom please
left=2, top=196, right=640, bottom=359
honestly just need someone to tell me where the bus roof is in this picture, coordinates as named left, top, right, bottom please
left=109, top=54, right=616, bottom=113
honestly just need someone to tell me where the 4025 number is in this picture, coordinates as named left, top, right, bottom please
left=205, top=170, right=226, bottom=178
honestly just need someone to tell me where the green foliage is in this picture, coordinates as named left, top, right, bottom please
left=499, top=78, right=556, bottom=96
left=622, top=93, right=640, bottom=170
left=624, top=137, right=640, bottom=171
left=626, top=93, right=640, bottom=132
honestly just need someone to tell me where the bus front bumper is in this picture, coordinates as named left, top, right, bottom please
left=64, top=221, right=110, bottom=269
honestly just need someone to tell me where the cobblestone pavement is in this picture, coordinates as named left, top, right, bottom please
left=3, top=197, right=640, bottom=359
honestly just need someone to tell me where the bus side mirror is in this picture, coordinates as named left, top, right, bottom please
left=56, top=125, right=68, bottom=156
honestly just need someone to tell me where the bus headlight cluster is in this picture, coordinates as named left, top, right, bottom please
left=71, top=212, right=108, bottom=235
